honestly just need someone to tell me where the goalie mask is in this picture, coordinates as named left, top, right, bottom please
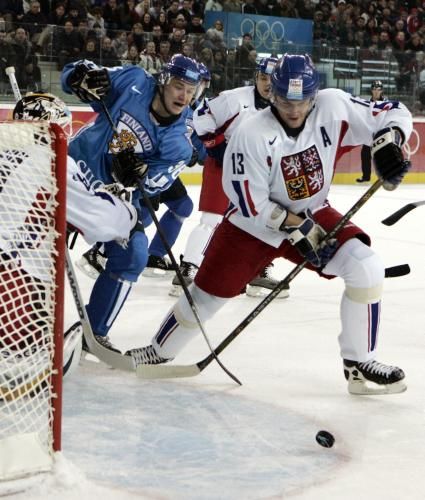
left=13, top=93, right=72, bottom=137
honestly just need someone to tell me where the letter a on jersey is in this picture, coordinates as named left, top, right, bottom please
left=320, top=126, right=331, bottom=147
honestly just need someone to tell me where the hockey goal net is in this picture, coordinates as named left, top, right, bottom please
left=0, top=121, right=67, bottom=486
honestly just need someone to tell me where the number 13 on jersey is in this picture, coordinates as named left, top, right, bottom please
left=231, top=152, right=245, bottom=174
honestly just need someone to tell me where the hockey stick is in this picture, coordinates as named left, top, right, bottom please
left=381, top=200, right=425, bottom=226
left=65, top=247, right=135, bottom=371
left=6, top=66, right=22, bottom=101
left=136, top=178, right=385, bottom=379
left=98, top=99, right=241, bottom=385
left=384, top=264, right=410, bottom=278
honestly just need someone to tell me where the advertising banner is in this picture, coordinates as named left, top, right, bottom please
left=204, top=12, right=313, bottom=53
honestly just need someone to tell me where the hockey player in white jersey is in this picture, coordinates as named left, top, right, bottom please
left=169, top=56, right=289, bottom=299
left=6, top=93, right=141, bottom=376
left=129, top=54, right=412, bottom=395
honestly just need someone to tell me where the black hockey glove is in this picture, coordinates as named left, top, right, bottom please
left=371, top=127, right=411, bottom=191
left=69, top=62, right=111, bottom=103
left=112, top=149, right=148, bottom=188
left=187, top=148, right=199, bottom=168
left=284, top=210, right=338, bottom=268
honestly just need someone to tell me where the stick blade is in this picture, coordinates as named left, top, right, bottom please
left=382, top=201, right=425, bottom=226
left=136, top=363, right=202, bottom=379
left=384, top=264, right=410, bottom=278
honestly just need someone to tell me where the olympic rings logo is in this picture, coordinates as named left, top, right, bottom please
left=403, top=127, right=420, bottom=159
left=240, top=18, right=285, bottom=50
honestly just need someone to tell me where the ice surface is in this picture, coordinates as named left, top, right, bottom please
left=15, top=184, right=425, bottom=499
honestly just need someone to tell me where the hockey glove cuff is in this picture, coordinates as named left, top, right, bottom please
left=69, top=62, right=111, bottom=103
left=372, top=127, right=411, bottom=190
left=284, top=210, right=338, bottom=268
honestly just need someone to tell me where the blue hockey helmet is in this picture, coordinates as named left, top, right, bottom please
left=193, top=62, right=211, bottom=102
left=159, top=54, right=201, bottom=86
left=198, top=62, right=211, bottom=82
left=271, top=54, right=320, bottom=101
left=256, top=56, right=279, bottom=76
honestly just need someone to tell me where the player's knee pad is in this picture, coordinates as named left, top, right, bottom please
left=174, top=284, right=228, bottom=328
left=325, top=238, right=384, bottom=303
left=167, top=195, right=194, bottom=220
left=200, top=211, right=222, bottom=230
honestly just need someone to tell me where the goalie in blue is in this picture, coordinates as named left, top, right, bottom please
left=61, top=54, right=201, bottom=353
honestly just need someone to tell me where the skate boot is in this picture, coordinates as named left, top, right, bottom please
left=76, top=245, right=106, bottom=279
left=142, top=255, right=174, bottom=277
left=169, top=257, right=198, bottom=297
left=246, top=263, right=289, bottom=299
left=125, top=345, right=171, bottom=365
left=80, top=324, right=122, bottom=355
left=343, top=359, right=407, bottom=395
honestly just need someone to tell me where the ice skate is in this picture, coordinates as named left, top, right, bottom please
left=76, top=246, right=106, bottom=279
left=343, top=359, right=407, bottom=395
left=169, top=258, right=198, bottom=297
left=142, top=255, right=174, bottom=277
left=246, top=263, right=289, bottom=299
left=78, top=321, right=121, bottom=355
left=125, top=345, right=171, bottom=365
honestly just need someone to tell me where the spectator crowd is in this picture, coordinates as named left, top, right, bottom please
left=1, top=0, right=425, bottom=101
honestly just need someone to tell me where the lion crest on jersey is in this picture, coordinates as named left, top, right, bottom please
left=280, top=146, right=324, bottom=199
left=109, top=110, right=154, bottom=154
left=109, top=129, right=137, bottom=153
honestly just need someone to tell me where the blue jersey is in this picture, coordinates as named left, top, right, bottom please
left=61, top=61, right=195, bottom=196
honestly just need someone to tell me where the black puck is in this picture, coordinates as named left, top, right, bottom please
left=315, top=430, right=335, bottom=448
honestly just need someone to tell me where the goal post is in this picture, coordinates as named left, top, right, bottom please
left=0, top=121, right=67, bottom=484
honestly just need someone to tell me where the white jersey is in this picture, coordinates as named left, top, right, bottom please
left=222, top=88, right=413, bottom=247
left=193, top=86, right=259, bottom=143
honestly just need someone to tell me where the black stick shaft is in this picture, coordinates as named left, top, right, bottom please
left=99, top=100, right=241, bottom=385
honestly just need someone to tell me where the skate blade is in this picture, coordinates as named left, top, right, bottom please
left=142, top=268, right=174, bottom=278
left=168, top=284, right=183, bottom=297
left=245, top=285, right=289, bottom=299
left=75, top=257, right=100, bottom=280
left=348, top=380, right=407, bottom=395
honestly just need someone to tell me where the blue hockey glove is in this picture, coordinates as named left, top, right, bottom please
left=372, top=127, right=411, bottom=191
left=112, top=149, right=148, bottom=188
left=69, top=62, right=111, bottom=103
left=284, top=210, right=339, bottom=268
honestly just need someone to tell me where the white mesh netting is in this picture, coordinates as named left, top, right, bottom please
left=0, top=122, right=61, bottom=482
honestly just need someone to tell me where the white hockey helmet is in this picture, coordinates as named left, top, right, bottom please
left=13, top=92, right=72, bottom=137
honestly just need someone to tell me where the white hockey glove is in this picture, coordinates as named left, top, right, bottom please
left=284, top=210, right=338, bottom=268
left=95, top=182, right=135, bottom=204
left=371, top=127, right=411, bottom=191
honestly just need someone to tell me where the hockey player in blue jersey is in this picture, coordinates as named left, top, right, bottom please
left=61, top=54, right=201, bottom=352
left=75, top=63, right=211, bottom=280
left=137, top=63, right=211, bottom=276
